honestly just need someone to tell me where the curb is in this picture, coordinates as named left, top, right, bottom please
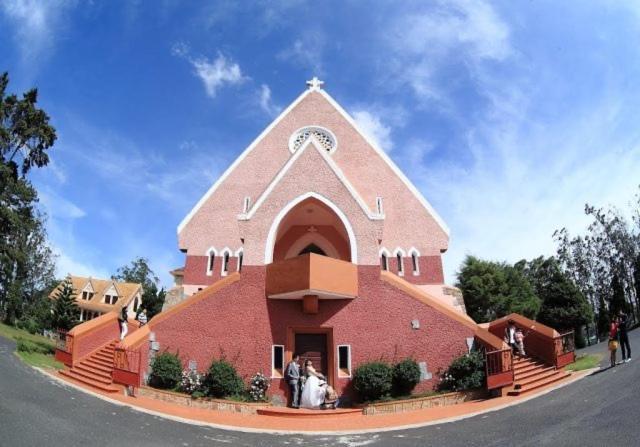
left=35, top=367, right=594, bottom=436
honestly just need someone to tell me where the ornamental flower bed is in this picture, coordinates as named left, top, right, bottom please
left=248, top=372, right=270, bottom=402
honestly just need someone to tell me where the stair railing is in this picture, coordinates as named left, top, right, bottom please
left=113, top=347, right=142, bottom=390
left=54, top=329, right=74, bottom=366
left=553, top=330, right=576, bottom=368
left=484, top=347, right=514, bottom=390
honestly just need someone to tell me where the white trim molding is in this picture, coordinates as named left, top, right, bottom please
left=220, top=247, right=232, bottom=276
left=393, top=248, right=406, bottom=276
left=264, top=192, right=359, bottom=264
left=408, top=247, right=421, bottom=276
left=284, top=232, right=341, bottom=260
left=379, top=247, right=391, bottom=271
left=177, top=88, right=313, bottom=234
left=241, top=137, right=383, bottom=222
left=318, top=89, right=450, bottom=236
left=205, top=247, right=217, bottom=276
left=337, top=345, right=352, bottom=378
left=288, top=125, right=338, bottom=154
left=234, top=248, right=244, bottom=272
left=271, top=344, right=285, bottom=379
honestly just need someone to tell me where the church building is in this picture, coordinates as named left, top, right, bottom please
left=136, top=78, right=480, bottom=397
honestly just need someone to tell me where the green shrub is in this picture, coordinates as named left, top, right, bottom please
left=149, top=352, right=182, bottom=390
left=392, top=359, right=421, bottom=396
left=574, top=330, right=586, bottom=349
left=353, top=361, right=393, bottom=402
left=438, top=351, right=485, bottom=392
left=16, top=318, right=42, bottom=335
left=16, top=337, right=55, bottom=355
left=203, top=359, right=245, bottom=398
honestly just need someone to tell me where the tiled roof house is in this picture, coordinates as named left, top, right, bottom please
left=49, top=276, right=143, bottom=322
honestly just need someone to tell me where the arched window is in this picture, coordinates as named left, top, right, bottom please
left=222, top=251, right=230, bottom=275
left=237, top=250, right=243, bottom=272
left=381, top=253, right=389, bottom=271
left=206, top=249, right=216, bottom=276
left=133, top=297, right=139, bottom=313
left=397, top=253, right=404, bottom=275
left=299, top=244, right=327, bottom=256
left=409, top=248, right=420, bottom=275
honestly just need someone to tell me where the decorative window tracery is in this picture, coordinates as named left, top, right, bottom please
left=289, top=126, right=337, bottom=153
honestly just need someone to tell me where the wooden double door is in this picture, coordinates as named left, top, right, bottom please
left=295, top=333, right=328, bottom=377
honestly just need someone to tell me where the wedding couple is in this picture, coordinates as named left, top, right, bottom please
left=285, top=353, right=329, bottom=409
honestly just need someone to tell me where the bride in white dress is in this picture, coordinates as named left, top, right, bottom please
left=299, top=360, right=326, bottom=409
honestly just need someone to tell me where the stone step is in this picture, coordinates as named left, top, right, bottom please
left=60, top=370, right=120, bottom=393
left=514, top=366, right=555, bottom=382
left=508, top=372, right=571, bottom=396
left=92, top=352, right=114, bottom=363
left=86, top=357, right=113, bottom=369
left=75, top=363, right=112, bottom=381
left=80, top=359, right=113, bottom=374
left=514, top=369, right=562, bottom=389
left=257, top=407, right=363, bottom=418
left=65, top=367, right=113, bottom=385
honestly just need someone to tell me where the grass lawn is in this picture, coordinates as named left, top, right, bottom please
left=0, top=323, right=62, bottom=370
left=15, top=351, right=64, bottom=370
left=0, top=322, right=55, bottom=347
left=566, top=354, right=602, bottom=371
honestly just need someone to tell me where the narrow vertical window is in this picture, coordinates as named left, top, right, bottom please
left=133, top=297, right=139, bottom=313
left=243, top=196, right=251, bottom=213
left=237, top=251, right=243, bottom=272
left=381, top=253, right=388, bottom=271
left=222, top=252, right=230, bottom=275
left=272, top=345, right=284, bottom=378
left=397, top=253, right=404, bottom=275
left=412, top=253, right=419, bottom=275
left=376, top=197, right=384, bottom=214
left=338, top=345, right=351, bottom=377
left=207, top=251, right=215, bottom=275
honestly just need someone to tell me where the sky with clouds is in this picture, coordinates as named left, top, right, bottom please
left=1, top=0, right=639, bottom=287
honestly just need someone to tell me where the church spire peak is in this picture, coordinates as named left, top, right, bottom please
left=306, top=76, right=324, bottom=91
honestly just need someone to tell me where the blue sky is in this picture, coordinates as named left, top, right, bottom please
left=1, top=1, right=639, bottom=287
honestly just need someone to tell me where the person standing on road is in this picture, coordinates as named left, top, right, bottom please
left=609, top=316, right=619, bottom=368
left=618, top=312, right=631, bottom=363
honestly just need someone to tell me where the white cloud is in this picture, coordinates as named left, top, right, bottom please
left=0, top=0, right=73, bottom=63
left=386, top=0, right=511, bottom=102
left=38, top=189, right=86, bottom=220
left=277, top=32, right=325, bottom=74
left=409, top=86, right=640, bottom=284
left=192, top=54, right=246, bottom=98
left=55, top=250, right=110, bottom=279
left=258, top=84, right=281, bottom=117
left=352, top=109, right=395, bottom=152
left=172, top=43, right=247, bottom=98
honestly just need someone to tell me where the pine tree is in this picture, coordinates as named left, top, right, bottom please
left=51, top=277, right=79, bottom=331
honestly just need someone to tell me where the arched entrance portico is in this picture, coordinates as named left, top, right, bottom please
left=264, top=192, right=357, bottom=264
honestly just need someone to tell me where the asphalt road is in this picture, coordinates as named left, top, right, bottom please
left=1, top=331, right=638, bottom=447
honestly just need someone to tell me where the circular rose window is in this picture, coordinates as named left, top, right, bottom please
left=288, top=126, right=337, bottom=154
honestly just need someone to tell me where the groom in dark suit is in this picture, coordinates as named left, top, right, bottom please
left=285, top=353, right=301, bottom=408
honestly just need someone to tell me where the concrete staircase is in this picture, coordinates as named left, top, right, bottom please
left=507, top=356, right=571, bottom=396
left=60, top=340, right=120, bottom=393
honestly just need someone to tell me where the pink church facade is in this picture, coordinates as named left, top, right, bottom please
left=148, top=79, right=477, bottom=399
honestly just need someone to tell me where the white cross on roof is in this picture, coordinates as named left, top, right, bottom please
left=306, top=76, right=324, bottom=91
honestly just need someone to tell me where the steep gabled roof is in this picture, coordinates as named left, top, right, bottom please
left=177, top=84, right=449, bottom=236
left=49, top=275, right=142, bottom=312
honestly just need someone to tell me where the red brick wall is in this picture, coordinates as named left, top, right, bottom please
left=388, top=255, right=444, bottom=285
left=148, top=266, right=472, bottom=398
left=75, top=320, right=121, bottom=361
left=184, top=255, right=240, bottom=286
